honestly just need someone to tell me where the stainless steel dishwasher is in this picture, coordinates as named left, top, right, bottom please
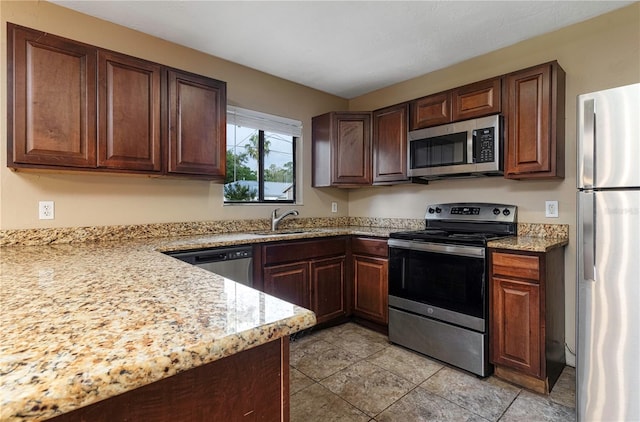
left=165, top=245, right=253, bottom=287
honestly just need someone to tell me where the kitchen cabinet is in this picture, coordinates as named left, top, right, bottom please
left=409, top=92, right=451, bottom=129
left=409, top=77, right=502, bottom=130
left=8, top=24, right=97, bottom=168
left=98, top=50, right=162, bottom=172
left=351, top=237, right=389, bottom=326
left=264, top=262, right=309, bottom=309
left=7, top=23, right=226, bottom=180
left=312, top=112, right=372, bottom=187
left=372, top=103, right=409, bottom=184
left=489, top=247, right=565, bottom=394
left=310, top=256, right=347, bottom=324
left=167, top=70, right=226, bottom=178
left=262, top=237, right=348, bottom=325
left=50, top=337, right=290, bottom=422
left=451, top=77, right=502, bottom=122
left=504, top=61, right=565, bottom=179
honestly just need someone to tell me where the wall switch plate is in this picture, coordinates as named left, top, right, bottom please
left=39, top=201, right=55, bottom=220
left=331, top=202, right=338, bottom=213
left=545, top=200, right=559, bottom=218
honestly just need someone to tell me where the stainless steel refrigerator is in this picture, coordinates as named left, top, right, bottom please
left=577, top=82, right=639, bottom=421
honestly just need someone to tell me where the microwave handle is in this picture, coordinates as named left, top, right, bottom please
left=471, top=130, right=478, bottom=163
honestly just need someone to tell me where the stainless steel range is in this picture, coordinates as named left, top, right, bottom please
left=387, top=202, right=517, bottom=377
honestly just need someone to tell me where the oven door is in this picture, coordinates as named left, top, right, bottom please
left=388, top=239, right=487, bottom=332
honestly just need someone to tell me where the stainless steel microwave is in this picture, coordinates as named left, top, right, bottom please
left=407, top=114, right=503, bottom=180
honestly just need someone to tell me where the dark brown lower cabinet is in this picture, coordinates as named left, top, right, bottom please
left=351, top=237, right=389, bottom=326
left=310, top=256, right=346, bottom=324
left=262, top=237, right=348, bottom=325
left=490, top=247, right=565, bottom=394
left=264, top=262, right=309, bottom=309
left=50, top=337, right=290, bottom=422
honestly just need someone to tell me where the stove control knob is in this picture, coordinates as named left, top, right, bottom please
left=502, top=208, right=511, bottom=216
left=493, top=208, right=501, bottom=215
left=435, top=207, right=442, bottom=214
left=428, top=207, right=435, bottom=214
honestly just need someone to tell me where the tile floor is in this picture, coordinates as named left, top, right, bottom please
left=290, top=322, right=575, bottom=422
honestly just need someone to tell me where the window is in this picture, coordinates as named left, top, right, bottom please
left=225, top=107, right=301, bottom=203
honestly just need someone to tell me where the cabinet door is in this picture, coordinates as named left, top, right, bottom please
left=491, top=276, right=541, bottom=377
left=8, top=24, right=97, bottom=168
left=452, top=78, right=502, bottom=121
left=333, top=113, right=372, bottom=185
left=263, top=262, right=309, bottom=309
left=373, top=104, right=409, bottom=184
left=168, top=70, right=226, bottom=178
left=409, top=92, right=451, bottom=129
left=353, top=255, right=388, bottom=325
left=310, top=256, right=346, bottom=324
left=98, top=51, right=161, bottom=171
left=504, top=62, right=565, bottom=179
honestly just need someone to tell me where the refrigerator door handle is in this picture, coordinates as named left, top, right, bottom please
left=581, top=191, right=596, bottom=282
left=579, top=98, right=596, bottom=189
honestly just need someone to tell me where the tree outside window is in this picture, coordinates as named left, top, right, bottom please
left=225, top=124, right=296, bottom=203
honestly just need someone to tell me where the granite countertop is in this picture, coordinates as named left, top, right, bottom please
left=487, top=236, right=569, bottom=252
left=0, top=236, right=322, bottom=422
left=0, top=222, right=567, bottom=421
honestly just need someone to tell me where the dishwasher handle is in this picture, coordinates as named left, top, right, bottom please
left=194, top=253, right=228, bottom=264
left=165, top=246, right=253, bottom=265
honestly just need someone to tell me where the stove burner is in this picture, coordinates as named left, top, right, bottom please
left=448, top=233, right=494, bottom=239
left=422, top=230, right=448, bottom=235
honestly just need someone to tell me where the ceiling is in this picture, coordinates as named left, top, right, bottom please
left=50, top=1, right=634, bottom=99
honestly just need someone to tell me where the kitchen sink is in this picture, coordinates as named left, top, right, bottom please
left=252, top=229, right=313, bottom=236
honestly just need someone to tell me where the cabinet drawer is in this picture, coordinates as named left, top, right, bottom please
left=492, top=252, right=540, bottom=281
left=263, top=237, right=347, bottom=265
left=351, top=237, right=388, bottom=257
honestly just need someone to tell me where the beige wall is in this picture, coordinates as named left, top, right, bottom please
left=347, top=3, right=640, bottom=366
left=0, top=0, right=350, bottom=230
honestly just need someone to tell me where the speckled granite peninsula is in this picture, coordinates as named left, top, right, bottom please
left=0, top=240, right=316, bottom=421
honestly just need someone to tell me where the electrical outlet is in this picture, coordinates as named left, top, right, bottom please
left=545, top=200, right=559, bottom=218
left=39, top=201, right=55, bottom=220
left=331, top=202, right=338, bottom=213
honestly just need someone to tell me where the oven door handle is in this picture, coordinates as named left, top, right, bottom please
left=388, top=239, right=485, bottom=258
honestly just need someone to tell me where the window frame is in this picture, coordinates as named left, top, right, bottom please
left=224, top=107, right=300, bottom=205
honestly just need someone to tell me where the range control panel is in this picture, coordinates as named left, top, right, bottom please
left=426, top=203, right=517, bottom=223
left=450, top=206, right=481, bottom=215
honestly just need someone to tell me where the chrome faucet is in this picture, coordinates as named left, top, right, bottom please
left=271, top=208, right=299, bottom=231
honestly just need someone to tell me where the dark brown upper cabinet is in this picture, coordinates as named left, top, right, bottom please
left=312, top=111, right=372, bottom=187
left=451, top=77, right=502, bottom=121
left=8, top=24, right=97, bottom=168
left=504, top=61, right=565, bottom=179
left=410, top=77, right=502, bottom=130
left=7, top=23, right=226, bottom=180
left=409, top=92, right=451, bottom=129
left=372, top=103, right=409, bottom=184
left=167, top=70, right=226, bottom=179
left=98, top=51, right=162, bottom=172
